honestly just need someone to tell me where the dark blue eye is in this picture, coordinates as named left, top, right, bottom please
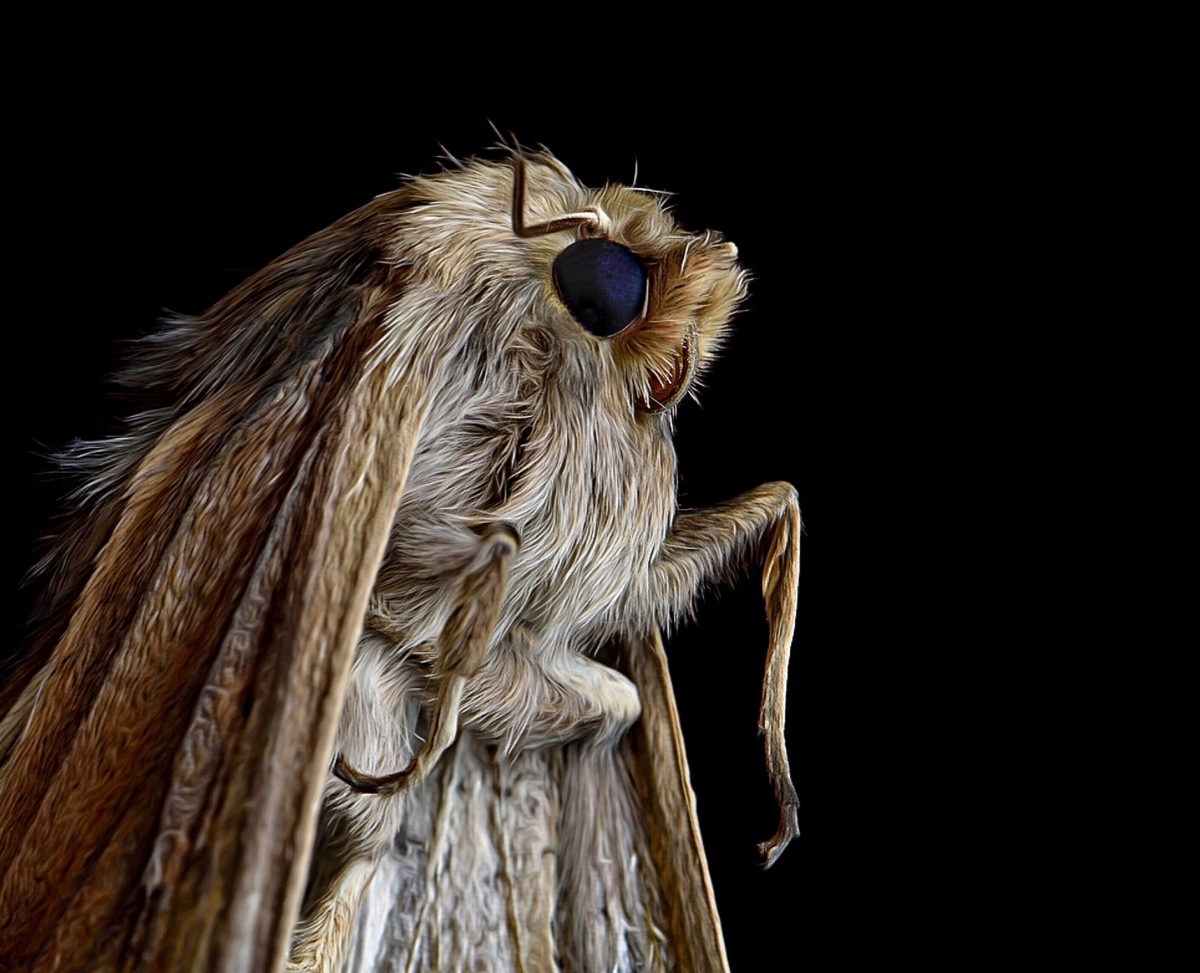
left=552, top=239, right=646, bottom=337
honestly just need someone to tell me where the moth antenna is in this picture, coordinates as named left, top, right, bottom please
left=510, top=157, right=611, bottom=238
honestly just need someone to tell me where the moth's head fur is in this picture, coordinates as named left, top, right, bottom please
left=383, top=151, right=748, bottom=413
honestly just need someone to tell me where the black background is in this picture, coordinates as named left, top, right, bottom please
left=7, top=12, right=1183, bottom=967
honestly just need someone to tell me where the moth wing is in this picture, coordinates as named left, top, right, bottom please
left=0, top=210, right=424, bottom=973
left=621, top=628, right=731, bottom=973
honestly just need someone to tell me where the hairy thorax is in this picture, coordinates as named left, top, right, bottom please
left=369, top=328, right=677, bottom=664
left=347, top=321, right=676, bottom=773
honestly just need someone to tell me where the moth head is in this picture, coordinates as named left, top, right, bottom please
left=509, top=154, right=748, bottom=414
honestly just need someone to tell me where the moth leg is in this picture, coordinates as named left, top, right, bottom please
left=334, top=524, right=518, bottom=796
left=461, top=627, right=643, bottom=753
left=288, top=856, right=377, bottom=973
left=646, top=481, right=802, bottom=866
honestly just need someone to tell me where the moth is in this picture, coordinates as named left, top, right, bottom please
left=0, top=149, right=801, bottom=973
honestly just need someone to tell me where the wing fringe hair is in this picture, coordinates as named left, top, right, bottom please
left=0, top=205, right=425, bottom=972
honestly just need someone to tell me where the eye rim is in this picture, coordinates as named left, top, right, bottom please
left=552, top=237, right=648, bottom=339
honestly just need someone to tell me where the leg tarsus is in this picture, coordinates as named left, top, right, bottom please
left=757, top=495, right=801, bottom=866
left=332, top=674, right=467, bottom=796
left=757, top=799, right=800, bottom=869
left=335, top=525, right=517, bottom=796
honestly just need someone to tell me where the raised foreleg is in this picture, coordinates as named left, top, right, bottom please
left=641, top=481, right=802, bottom=866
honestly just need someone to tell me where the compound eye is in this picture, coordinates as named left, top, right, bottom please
left=552, top=239, right=646, bottom=337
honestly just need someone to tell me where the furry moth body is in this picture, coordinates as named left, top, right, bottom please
left=0, top=151, right=801, bottom=973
